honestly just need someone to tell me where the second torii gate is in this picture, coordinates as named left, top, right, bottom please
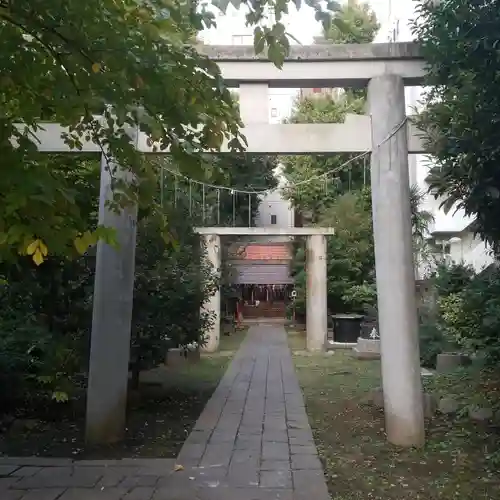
left=195, top=227, right=335, bottom=353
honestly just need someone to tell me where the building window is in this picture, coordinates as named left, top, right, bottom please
left=270, top=214, right=277, bottom=225
left=231, top=34, right=252, bottom=45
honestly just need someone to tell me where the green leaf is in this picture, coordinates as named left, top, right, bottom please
left=254, top=26, right=265, bottom=54
left=52, top=391, right=69, bottom=403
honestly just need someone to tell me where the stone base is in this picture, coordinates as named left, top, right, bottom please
left=327, top=340, right=356, bottom=350
left=165, top=347, right=200, bottom=366
left=187, top=348, right=201, bottom=363
left=352, top=337, right=381, bottom=359
left=436, top=353, right=470, bottom=373
left=353, top=348, right=381, bottom=360
left=165, top=348, right=185, bottom=367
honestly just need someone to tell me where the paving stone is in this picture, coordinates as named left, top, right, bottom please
left=263, top=430, right=288, bottom=443
left=288, top=429, right=314, bottom=441
left=200, top=444, right=233, bottom=467
left=286, top=420, right=309, bottom=430
left=2, top=491, right=24, bottom=500
left=260, top=461, right=290, bottom=471
left=260, top=470, right=292, bottom=489
left=231, top=448, right=260, bottom=468
left=14, top=467, right=102, bottom=489
left=177, top=443, right=206, bottom=461
left=238, top=425, right=262, bottom=435
left=10, top=467, right=42, bottom=477
left=120, top=475, right=160, bottom=488
left=17, top=489, right=65, bottom=500
left=123, top=486, right=156, bottom=500
left=234, top=435, right=261, bottom=450
left=59, top=487, right=129, bottom=500
left=0, top=477, right=20, bottom=490
left=96, top=470, right=128, bottom=488
left=227, top=464, right=259, bottom=487
left=118, top=459, right=175, bottom=469
left=210, top=430, right=237, bottom=443
left=291, top=454, right=322, bottom=470
left=0, top=458, right=72, bottom=467
left=0, top=465, right=19, bottom=476
left=263, top=422, right=287, bottom=432
left=262, top=443, right=290, bottom=461
left=253, top=490, right=294, bottom=500
left=183, top=430, right=212, bottom=446
left=292, top=470, right=330, bottom=498
left=290, top=444, right=318, bottom=455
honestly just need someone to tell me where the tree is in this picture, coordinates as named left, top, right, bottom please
left=282, top=91, right=368, bottom=220
left=282, top=0, right=379, bottom=220
left=324, top=0, right=379, bottom=44
left=413, top=0, right=500, bottom=254
left=284, top=1, right=379, bottom=314
left=130, top=208, right=218, bottom=389
left=292, top=188, right=375, bottom=315
left=410, top=184, right=435, bottom=276
left=0, top=0, right=338, bottom=263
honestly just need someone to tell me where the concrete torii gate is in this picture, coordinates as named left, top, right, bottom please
left=196, top=227, right=335, bottom=353
left=22, top=42, right=427, bottom=448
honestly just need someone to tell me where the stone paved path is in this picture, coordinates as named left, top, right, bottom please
left=0, top=325, right=330, bottom=500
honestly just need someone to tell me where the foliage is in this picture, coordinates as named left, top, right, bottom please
left=419, top=262, right=475, bottom=366
left=130, top=211, right=218, bottom=388
left=291, top=189, right=375, bottom=315
left=419, top=314, right=446, bottom=368
left=159, top=154, right=277, bottom=228
left=439, top=267, right=500, bottom=364
left=324, top=0, right=379, bottom=44
left=431, top=261, right=474, bottom=298
left=282, top=0, right=378, bottom=221
left=0, top=0, right=338, bottom=263
left=410, top=184, right=435, bottom=277
left=0, top=257, right=93, bottom=407
left=410, top=184, right=434, bottom=249
left=282, top=92, right=369, bottom=220
left=283, top=0, right=379, bottom=315
left=320, top=189, right=375, bottom=312
left=341, top=283, right=377, bottom=312
left=0, top=154, right=222, bottom=408
left=420, top=261, right=500, bottom=367
left=413, top=0, right=500, bottom=254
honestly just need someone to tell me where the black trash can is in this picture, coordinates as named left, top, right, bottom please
left=332, top=314, right=364, bottom=343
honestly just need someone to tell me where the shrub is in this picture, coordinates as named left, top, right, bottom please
left=419, top=318, right=445, bottom=368
left=429, top=266, right=500, bottom=365
left=418, top=302, right=457, bottom=368
left=431, top=262, right=475, bottom=298
left=453, top=268, right=500, bottom=363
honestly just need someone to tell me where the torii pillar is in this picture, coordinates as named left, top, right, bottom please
left=306, top=234, right=328, bottom=352
left=201, top=233, right=221, bottom=353
left=85, top=155, right=138, bottom=445
left=368, top=74, right=425, bottom=447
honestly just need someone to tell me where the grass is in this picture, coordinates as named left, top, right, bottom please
left=288, top=328, right=500, bottom=500
left=0, top=328, right=248, bottom=459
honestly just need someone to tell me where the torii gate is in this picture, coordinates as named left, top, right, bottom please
left=21, top=42, right=428, bottom=448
